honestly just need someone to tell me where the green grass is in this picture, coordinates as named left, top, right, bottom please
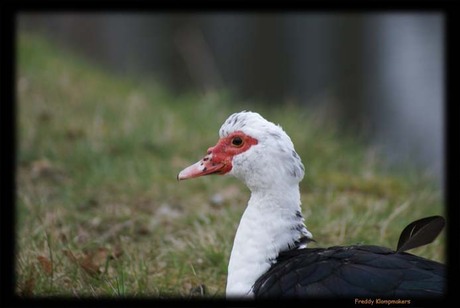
left=16, top=32, right=445, bottom=298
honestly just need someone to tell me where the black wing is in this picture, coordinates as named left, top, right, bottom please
left=252, top=245, right=444, bottom=298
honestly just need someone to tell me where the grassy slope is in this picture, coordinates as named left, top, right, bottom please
left=16, top=33, right=445, bottom=298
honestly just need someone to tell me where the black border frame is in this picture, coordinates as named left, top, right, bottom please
left=2, top=1, right=458, bottom=307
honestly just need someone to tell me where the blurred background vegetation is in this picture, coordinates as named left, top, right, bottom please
left=18, top=13, right=444, bottom=185
left=15, top=12, right=445, bottom=298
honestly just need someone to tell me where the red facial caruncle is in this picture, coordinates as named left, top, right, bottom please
left=177, top=131, right=258, bottom=180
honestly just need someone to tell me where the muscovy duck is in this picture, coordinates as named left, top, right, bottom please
left=177, top=111, right=445, bottom=298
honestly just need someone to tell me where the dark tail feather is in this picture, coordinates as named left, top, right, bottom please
left=396, top=216, right=445, bottom=252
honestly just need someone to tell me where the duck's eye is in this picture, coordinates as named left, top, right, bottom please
left=231, top=136, right=243, bottom=147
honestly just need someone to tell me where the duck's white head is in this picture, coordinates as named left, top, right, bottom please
left=178, top=111, right=305, bottom=191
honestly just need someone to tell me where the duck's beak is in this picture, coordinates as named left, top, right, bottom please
left=177, top=151, right=229, bottom=181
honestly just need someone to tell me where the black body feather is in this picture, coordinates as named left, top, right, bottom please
left=253, top=245, right=444, bottom=298
left=253, top=217, right=445, bottom=298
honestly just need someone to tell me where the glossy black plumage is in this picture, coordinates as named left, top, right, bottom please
left=252, top=245, right=444, bottom=298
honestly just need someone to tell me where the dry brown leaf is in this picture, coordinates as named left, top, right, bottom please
left=63, top=247, right=118, bottom=276
left=79, top=252, right=101, bottom=276
left=19, top=267, right=36, bottom=296
left=21, top=277, right=35, bottom=296
left=92, top=247, right=110, bottom=266
left=36, top=255, right=53, bottom=276
left=64, top=248, right=110, bottom=276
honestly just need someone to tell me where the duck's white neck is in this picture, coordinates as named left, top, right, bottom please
left=225, top=184, right=312, bottom=298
